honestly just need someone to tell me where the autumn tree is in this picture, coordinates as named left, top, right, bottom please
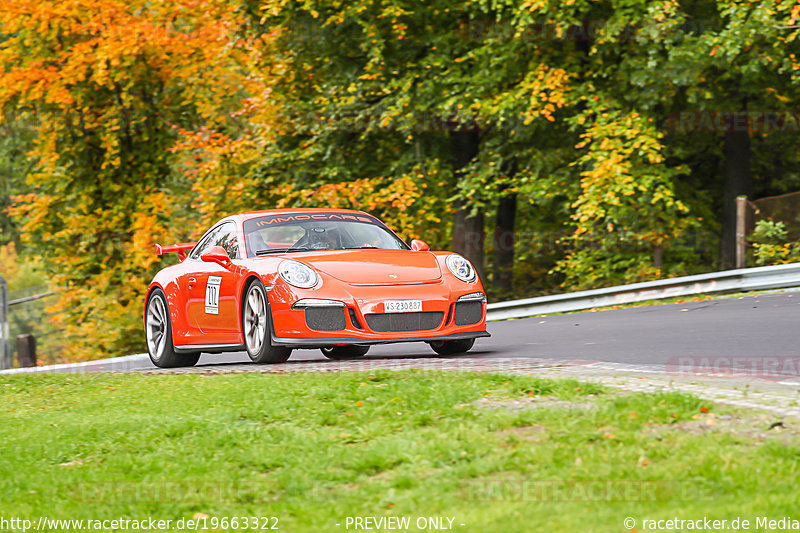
left=572, top=0, right=800, bottom=272
left=0, top=111, right=36, bottom=247
left=0, top=0, right=250, bottom=360
left=241, top=0, right=698, bottom=292
left=241, top=1, right=577, bottom=284
left=4, top=0, right=800, bottom=365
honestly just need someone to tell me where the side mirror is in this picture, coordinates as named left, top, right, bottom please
left=411, top=239, right=430, bottom=252
left=201, top=246, right=233, bottom=269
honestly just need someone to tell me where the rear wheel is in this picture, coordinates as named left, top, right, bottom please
left=428, top=338, right=475, bottom=356
left=321, top=345, right=370, bottom=360
left=244, top=280, right=291, bottom=364
left=145, top=289, right=200, bottom=368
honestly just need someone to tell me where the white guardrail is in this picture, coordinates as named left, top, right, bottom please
left=486, top=262, right=800, bottom=321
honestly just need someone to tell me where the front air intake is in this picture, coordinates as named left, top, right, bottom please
left=364, top=312, right=443, bottom=332
left=305, top=307, right=346, bottom=331
left=454, top=301, right=482, bottom=325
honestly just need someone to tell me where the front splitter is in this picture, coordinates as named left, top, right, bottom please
left=271, top=330, right=490, bottom=348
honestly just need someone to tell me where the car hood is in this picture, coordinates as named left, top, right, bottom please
left=295, top=249, right=443, bottom=284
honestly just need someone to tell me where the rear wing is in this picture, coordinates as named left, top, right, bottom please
left=154, top=242, right=195, bottom=261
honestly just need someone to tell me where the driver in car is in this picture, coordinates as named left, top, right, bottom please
left=308, top=228, right=341, bottom=250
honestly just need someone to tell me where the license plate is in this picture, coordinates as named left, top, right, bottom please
left=384, top=300, right=423, bottom=313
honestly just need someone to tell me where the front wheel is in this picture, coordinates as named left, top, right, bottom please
left=243, top=280, right=291, bottom=364
left=320, top=345, right=370, bottom=360
left=428, top=338, right=475, bottom=356
left=145, top=289, right=200, bottom=368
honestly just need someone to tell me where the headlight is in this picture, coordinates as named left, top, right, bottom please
left=278, top=260, right=318, bottom=289
left=446, top=254, right=477, bottom=283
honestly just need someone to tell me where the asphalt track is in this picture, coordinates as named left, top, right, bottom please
left=6, top=291, right=796, bottom=375
left=175, top=291, right=800, bottom=374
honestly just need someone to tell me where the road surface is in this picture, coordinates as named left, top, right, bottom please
left=167, top=292, right=800, bottom=373
left=4, top=292, right=798, bottom=376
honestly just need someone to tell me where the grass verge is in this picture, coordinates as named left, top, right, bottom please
left=1, top=371, right=798, bottom=531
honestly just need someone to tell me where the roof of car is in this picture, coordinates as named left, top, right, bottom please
left=234, top=208, right=369, bottom=221
left=206, top=209, right=381, bottom=232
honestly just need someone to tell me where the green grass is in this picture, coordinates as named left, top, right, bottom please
left=1, top=371, right=799, bottom=532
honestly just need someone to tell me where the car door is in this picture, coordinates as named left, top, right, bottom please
left=183, top=221, right=242, bottom=338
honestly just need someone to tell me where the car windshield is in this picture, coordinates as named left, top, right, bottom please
left=242, top=213, right=409, bottom=258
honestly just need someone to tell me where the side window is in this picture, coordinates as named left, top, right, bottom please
left=213, top=223, right=240, bottom=259
left=190, top=226, right=223, bottom=260
left=190, top=222, right=239, bottom=260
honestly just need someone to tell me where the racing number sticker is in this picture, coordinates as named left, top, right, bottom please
left=205, top=276, right=222, bottom=315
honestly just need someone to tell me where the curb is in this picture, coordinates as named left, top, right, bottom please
left=0, top=353, right=149, bottom=374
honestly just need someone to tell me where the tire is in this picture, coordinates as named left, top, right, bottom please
left=145, top=289, right=200, bottom=368
left=320, top=345, right=370, bottom=360
left=428, top=338, right=475, bottom=356
left=243, top=279, right=291, bottom=364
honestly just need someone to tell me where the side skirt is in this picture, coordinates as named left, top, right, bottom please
left=174, top=343, right=245, bottom=354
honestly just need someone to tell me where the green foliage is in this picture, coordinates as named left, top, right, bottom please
left=246, top=0, right=713, bottom=294
left=0, top=112, right=36, bottom=246
left=750, top=220, right=800, bottom=266
left=0, top=243, right=42, bottom=292
left=751, top=220, right=788, bottom=243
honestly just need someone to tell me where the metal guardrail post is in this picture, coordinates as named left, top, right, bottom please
left=16, top=334, right=36, bottom=368
left=736, top=195, right=747, bottom=269
left=0, top=276, right=9, bottom=370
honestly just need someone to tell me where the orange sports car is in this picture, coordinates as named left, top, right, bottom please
left=143, top=209, right=489, bottom=368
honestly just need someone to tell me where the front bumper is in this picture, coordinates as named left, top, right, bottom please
left=267, top=279, right=489, bottom=348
